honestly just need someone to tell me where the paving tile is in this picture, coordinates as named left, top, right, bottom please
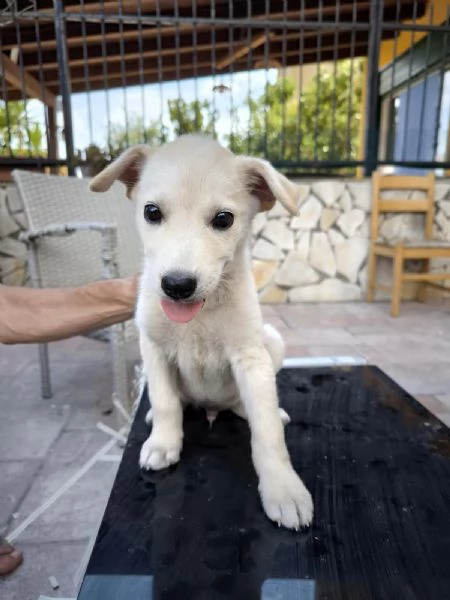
left=0, top=460, right=42, bottom=534
left=436, top=395, right=450, bottom=408
left=378, top=362, right=450, bottom=396
left=0, top=406, right=68, bottom=461
left=274, top=303, right=390, bottom=329
left=65, top=405, right=117, bottom=431
left=305, top=344, right=363, bottom=358
left=13, top=430, right=119, bottom=543
left=0, top=344, right=36, bottom=376
left=0, top=539, right=87, bottom=600
left=351, top=334, right=450, bottom=364
left=282, top=328, right=355, bottom=345
left=0, top=359, right=113, bottom=409
left=351, top=345, right=388, bottom=363
left=435, top=411, right=450, bottom=428
left=285, top=345, right=311, bottom=358
left=13, top=429, right=115, bottom=505
left=415, top=395, right=446, bottom=416
left=13, top=462, right=118, bottom=545
left=347, top=333, right=404, bottom=347
left=49, top=336, right=110, bottom=363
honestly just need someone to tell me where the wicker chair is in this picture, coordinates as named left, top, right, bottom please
left=12, top=169, right=141, bottom=413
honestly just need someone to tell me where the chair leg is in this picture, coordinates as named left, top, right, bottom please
left=38, top=343, right=52, bottom=399
left=366, top=248, right=377, bottom=302
left=110, top=323, right=129, bottom=429
left=391, top=246, right=404, bottom=317
left=417, top=258, right=430, bottom=303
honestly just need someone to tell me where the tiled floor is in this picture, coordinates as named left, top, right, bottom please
left=1, top=300, right=450, bottom=599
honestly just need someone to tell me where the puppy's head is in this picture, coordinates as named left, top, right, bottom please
left=90, top=135, right=301, bottom=323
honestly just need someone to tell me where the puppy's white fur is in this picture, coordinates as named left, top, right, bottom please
left=90, top=135, right=313, bottom=529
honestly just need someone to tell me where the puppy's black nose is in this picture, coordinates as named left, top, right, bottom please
left=161, top=272, right=197, bottom=300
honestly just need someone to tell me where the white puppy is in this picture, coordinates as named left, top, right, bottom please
left=90, top=135, right=313, bottom=530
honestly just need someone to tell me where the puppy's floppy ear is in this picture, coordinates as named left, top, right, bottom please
left=238, top=156, right=301, bottom=216
left=89, top=145, right=154, bottom=199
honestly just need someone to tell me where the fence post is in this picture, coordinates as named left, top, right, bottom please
left=364, top=0, right=384, bottom=177
left=53, top=0, right=75, bottom=175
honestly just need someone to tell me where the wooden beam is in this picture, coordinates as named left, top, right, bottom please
left=6, top=3, right=371, bottom=53
left=1, top=42, right=368, bottom=96
left=216, top=33, right=272, bottom=70
left=41, top=42, right=367, bottom=87
left=27, top=27, right=366, bottom=73
left=0, top=52, right=56, bottom=107
left=30, top=39, right=232, bottom=71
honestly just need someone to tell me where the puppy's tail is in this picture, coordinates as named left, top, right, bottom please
left=263, top=324, right=285, bottom=373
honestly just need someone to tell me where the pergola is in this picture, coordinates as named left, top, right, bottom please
left=0, top=0, right=427, bottom=173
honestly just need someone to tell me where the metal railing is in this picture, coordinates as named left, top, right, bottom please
left=0, top=0, right=449, bottom=177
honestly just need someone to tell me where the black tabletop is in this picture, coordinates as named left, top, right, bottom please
left=78, top=366, right=450, bottom=600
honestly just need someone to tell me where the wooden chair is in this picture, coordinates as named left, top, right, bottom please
left=367, top=172, right=450, bottom=317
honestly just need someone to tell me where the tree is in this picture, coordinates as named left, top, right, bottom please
left=75, top=115, right=168, bottom=176
left=0, top=100, right=44, bottom=156
left=229, top=59, right=364, bottom=165
left=167, top=98, right=217, bottom=137
left=108, top=115, right=167, bottom=154
left=78, top=100, right=217, bottom=174
left=79, top=58, right=363, bottom=174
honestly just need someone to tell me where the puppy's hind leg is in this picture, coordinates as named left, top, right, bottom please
left=263, top=324, right=285, bottom=373
left=231, top=402, right=290, bottom=426
left=261, top=324, right=291, bottom=425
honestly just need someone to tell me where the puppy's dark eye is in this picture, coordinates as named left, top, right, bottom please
left=211, top=211, right=234, bottom=230
left=144, top=204, right=163, bottom=224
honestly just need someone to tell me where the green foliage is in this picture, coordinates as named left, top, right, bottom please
left=78, top=58, right=363, bottom=174
left=167, top=99, right=217, bottom=137
left=0, top=100, right=45, bottom=156
left=109, top=115, right=167, bottom=153
left=75, top=143, right=111, bottom=177
left=77, top=100, right=217, bottom=174
left=229, top=59, right=363, bottom=163
left=0, top=59, right=363, bottom=174
left=75, top=116, right=168, bottom=176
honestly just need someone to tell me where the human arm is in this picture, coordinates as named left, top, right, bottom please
left=0, top=276, right=138, bottom=345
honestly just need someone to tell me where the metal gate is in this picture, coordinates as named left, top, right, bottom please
left=0, top=1, right=449, bottom=177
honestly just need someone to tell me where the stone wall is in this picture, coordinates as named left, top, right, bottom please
left=251, top=178, right=450, bottom=303
left=1, top=178, right=450, bottom=302
left=0, top=184, right=28, bottom=286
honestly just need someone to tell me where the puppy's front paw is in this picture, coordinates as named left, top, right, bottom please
left=139, top=429, right=182, bottom=471
left=259, top=465, right=313, bottom=530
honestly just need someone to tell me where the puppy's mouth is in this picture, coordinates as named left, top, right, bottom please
left=160, top=299, right=205, bottom=324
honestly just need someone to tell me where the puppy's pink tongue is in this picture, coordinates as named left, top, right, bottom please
left=161, top=299, right=203, bottom=323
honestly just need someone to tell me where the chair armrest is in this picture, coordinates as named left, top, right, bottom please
left=20, top=221, right=119, bottom=280
left=19, top=221, right=115, bottom=241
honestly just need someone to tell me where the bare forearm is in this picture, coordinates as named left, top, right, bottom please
left=0, top=277, right=137, bottom=344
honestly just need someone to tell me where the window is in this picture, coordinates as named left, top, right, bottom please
left=380, top=68, right=450, bottom=174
